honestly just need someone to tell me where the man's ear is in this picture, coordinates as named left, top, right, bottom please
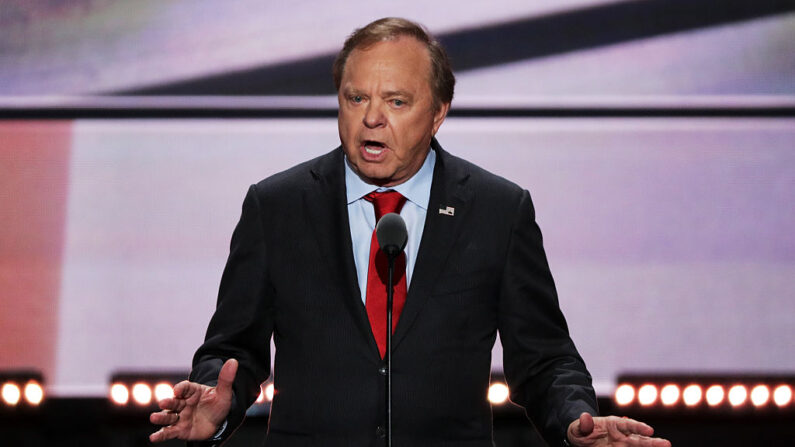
left=431, top=102, right=450, bottom=135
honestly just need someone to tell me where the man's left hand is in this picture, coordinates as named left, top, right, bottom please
left=567, top=412, right=672, bottom=446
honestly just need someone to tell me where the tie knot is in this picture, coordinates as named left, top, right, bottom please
left=364, top=190, right=407, bottom=220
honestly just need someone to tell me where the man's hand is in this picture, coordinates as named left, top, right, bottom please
left=149, top=358, right=238, bottom=443
left=567, top=412, right=672, bottom=447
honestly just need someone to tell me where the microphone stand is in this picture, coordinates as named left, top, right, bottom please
left=376, top=212, right=406, bottom=447
left=385, top=254, right=395, bottom=447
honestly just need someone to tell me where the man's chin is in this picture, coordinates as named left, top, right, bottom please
left=354, top=166, right=398, bottom=187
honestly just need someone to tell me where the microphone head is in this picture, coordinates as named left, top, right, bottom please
left=376, top=212, right=408, bottom=258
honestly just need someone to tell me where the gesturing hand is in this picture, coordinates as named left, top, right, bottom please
left=567, top=412, right=672, bottom=447
left=149, top=358, right=238, bottom=443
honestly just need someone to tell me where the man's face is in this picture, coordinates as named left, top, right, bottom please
left=337, top=37, right=449, bottom=187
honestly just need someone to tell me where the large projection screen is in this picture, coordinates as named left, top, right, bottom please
left=1, top=117, right=793, bottom=397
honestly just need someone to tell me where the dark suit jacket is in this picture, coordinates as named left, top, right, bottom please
left=190, top=140, right=598, bottom=447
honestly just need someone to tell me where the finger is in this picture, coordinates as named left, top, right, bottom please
left=149, top=410, right=180, bottom=426
left=624, top=433, right=671, bottom=447
left=606, top=417, right=626, bottom=440
left=157, top=397, right=176, bottom=410
left=149, top=424, right=183, bottom=443
left=616, top=417, right=655, bottom=437
left=158, top=396, right=188, bottom=413
left=173, top=380, right=199, bottom=399
left=215, top=358, right=239, bottom=400
left=629, top=435, right=671, bottom=447
left=578, top=412, right=594, bottom=436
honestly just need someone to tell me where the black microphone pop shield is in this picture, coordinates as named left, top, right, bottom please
left=376, top=212, right=408, bottom=258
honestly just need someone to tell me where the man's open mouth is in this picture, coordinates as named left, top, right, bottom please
left=363, top=140, right=387, bottom=155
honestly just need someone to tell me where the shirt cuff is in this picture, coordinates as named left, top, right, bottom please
left=210, top=420, right=228, bottom=441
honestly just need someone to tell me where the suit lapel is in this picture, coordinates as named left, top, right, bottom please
left=303, top=148, right=376, bottom=351
left=393, top=142, right=472, bottom=351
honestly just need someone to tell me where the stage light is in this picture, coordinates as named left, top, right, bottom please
left=254, top=382, right=275, bottom=404
left=682, top=384, right=702, bottom=406
left=660, top=384, right=680, bottom=406
left=108, top=371, right=188, bottom=409
left=23, top=381, right=44, bottom=406
left=488, top=383, right=510, bottom=405
left=773, top=385, right=792, bottom=407
left=728, top=385, right=747, bottom=407
left=256, top=386, right=265, bottom=404
left=1, top=383, right=21, bottom=406
left=110, top=383, right=130, bottom=405
left=749, top=385, right=770, bottom=407
left=131, top=383, right=153, bottom=405
left=637, top=384, right=657, bottom=406
left=706, top=385, right=725, bottom=406
left=0, top=371, right=45, bottom=408
left=154, top=383, right=174, bottom=402
left=614, top=384, right=634, bottom=406
left=616, top=373, right=793, bottom=414
left=265, top=383, right=275, bottom=401
left=245, top=380, right=275, bottom=417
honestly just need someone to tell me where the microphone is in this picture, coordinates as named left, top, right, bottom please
left=375, top=212, right=408, bottom=259
left=374, top=211, right=406, bottom=447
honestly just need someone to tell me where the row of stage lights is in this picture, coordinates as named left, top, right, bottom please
left=108, top=372, right=277, bottom=409
left=6, top=370, right=792, bottom=415
left=615, top=383, right=793, bottom=408
left=0, top=371, right=45, bottom=408
left=108, top=372, right=502, bottom=410
left=484, top=381, right=795, bottom=410
left=614, top=374, right=793, bottom=411
left=109, top=373, right=190, bottom=408
left=1, top=381, right=45, bottom=407
left=108, top=381, right=278, bottom=407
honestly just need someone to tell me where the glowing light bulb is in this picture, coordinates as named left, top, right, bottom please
left=488, top=383, right=510, bottom=405
left=131, top=383, right=153, bottom=405
left=660, top=384, right=680, bottom=406
left=682, top=384, right=702, bottom=406
left=637, top=384, right=657, bottom=406
left=706, top=385, right=724, bottom=406
left=614, top=384, right=635, bottom=406
left=773, top=385, right=792, bottom=407
left=110, top=383, right=130, bottom=405
left=728, top=385, right=747, bottom=407
left=2, top=383, right=21, bottom=406
left=154, top=383, right=174, bottom=402
left=23, top=382, right=44, bottom=405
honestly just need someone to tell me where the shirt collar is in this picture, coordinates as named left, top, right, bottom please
left=344, top=148, right=436, bottom=211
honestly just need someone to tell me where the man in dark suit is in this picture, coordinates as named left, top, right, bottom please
left=150, top=18, right=670, bottom=447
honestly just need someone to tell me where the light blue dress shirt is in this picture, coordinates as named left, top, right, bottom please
left=345, top=148, right=436, bottom=304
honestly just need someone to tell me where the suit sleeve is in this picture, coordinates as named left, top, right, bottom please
left=497, top=189, right=598, bottom=445
left=189, top=184, right=275, bottom=443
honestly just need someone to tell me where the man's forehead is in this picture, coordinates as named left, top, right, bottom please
left=347, top=36, right=429, bottom=66
left=343, top=38, right=431, bottom=81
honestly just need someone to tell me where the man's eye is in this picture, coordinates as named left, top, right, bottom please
left=393, top=99, right=404, bottom=106
left=351, top=95, right=363, bottom=103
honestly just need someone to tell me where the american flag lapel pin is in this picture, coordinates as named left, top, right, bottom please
left=438, top=206, right=455, bottom=216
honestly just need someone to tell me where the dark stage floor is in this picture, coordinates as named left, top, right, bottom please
left=2, top=397, right=792, bottom=446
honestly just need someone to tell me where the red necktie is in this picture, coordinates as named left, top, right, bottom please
left=364, top=190, right=408, bottom=358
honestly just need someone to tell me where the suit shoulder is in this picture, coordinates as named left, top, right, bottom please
left=250, top=148, right=340, bottom=198
left=443, top=150, right=526, bottom=199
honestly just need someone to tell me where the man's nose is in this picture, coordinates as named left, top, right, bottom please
left=363, top=102, right=386, bottom=128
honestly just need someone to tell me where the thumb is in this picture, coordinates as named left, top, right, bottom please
left=578, top=412, right=595, bottom=436
left=215, top=358, right=238, bottom=399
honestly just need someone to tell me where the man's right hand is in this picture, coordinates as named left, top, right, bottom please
left=149, top=358, right=238, bottom=443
